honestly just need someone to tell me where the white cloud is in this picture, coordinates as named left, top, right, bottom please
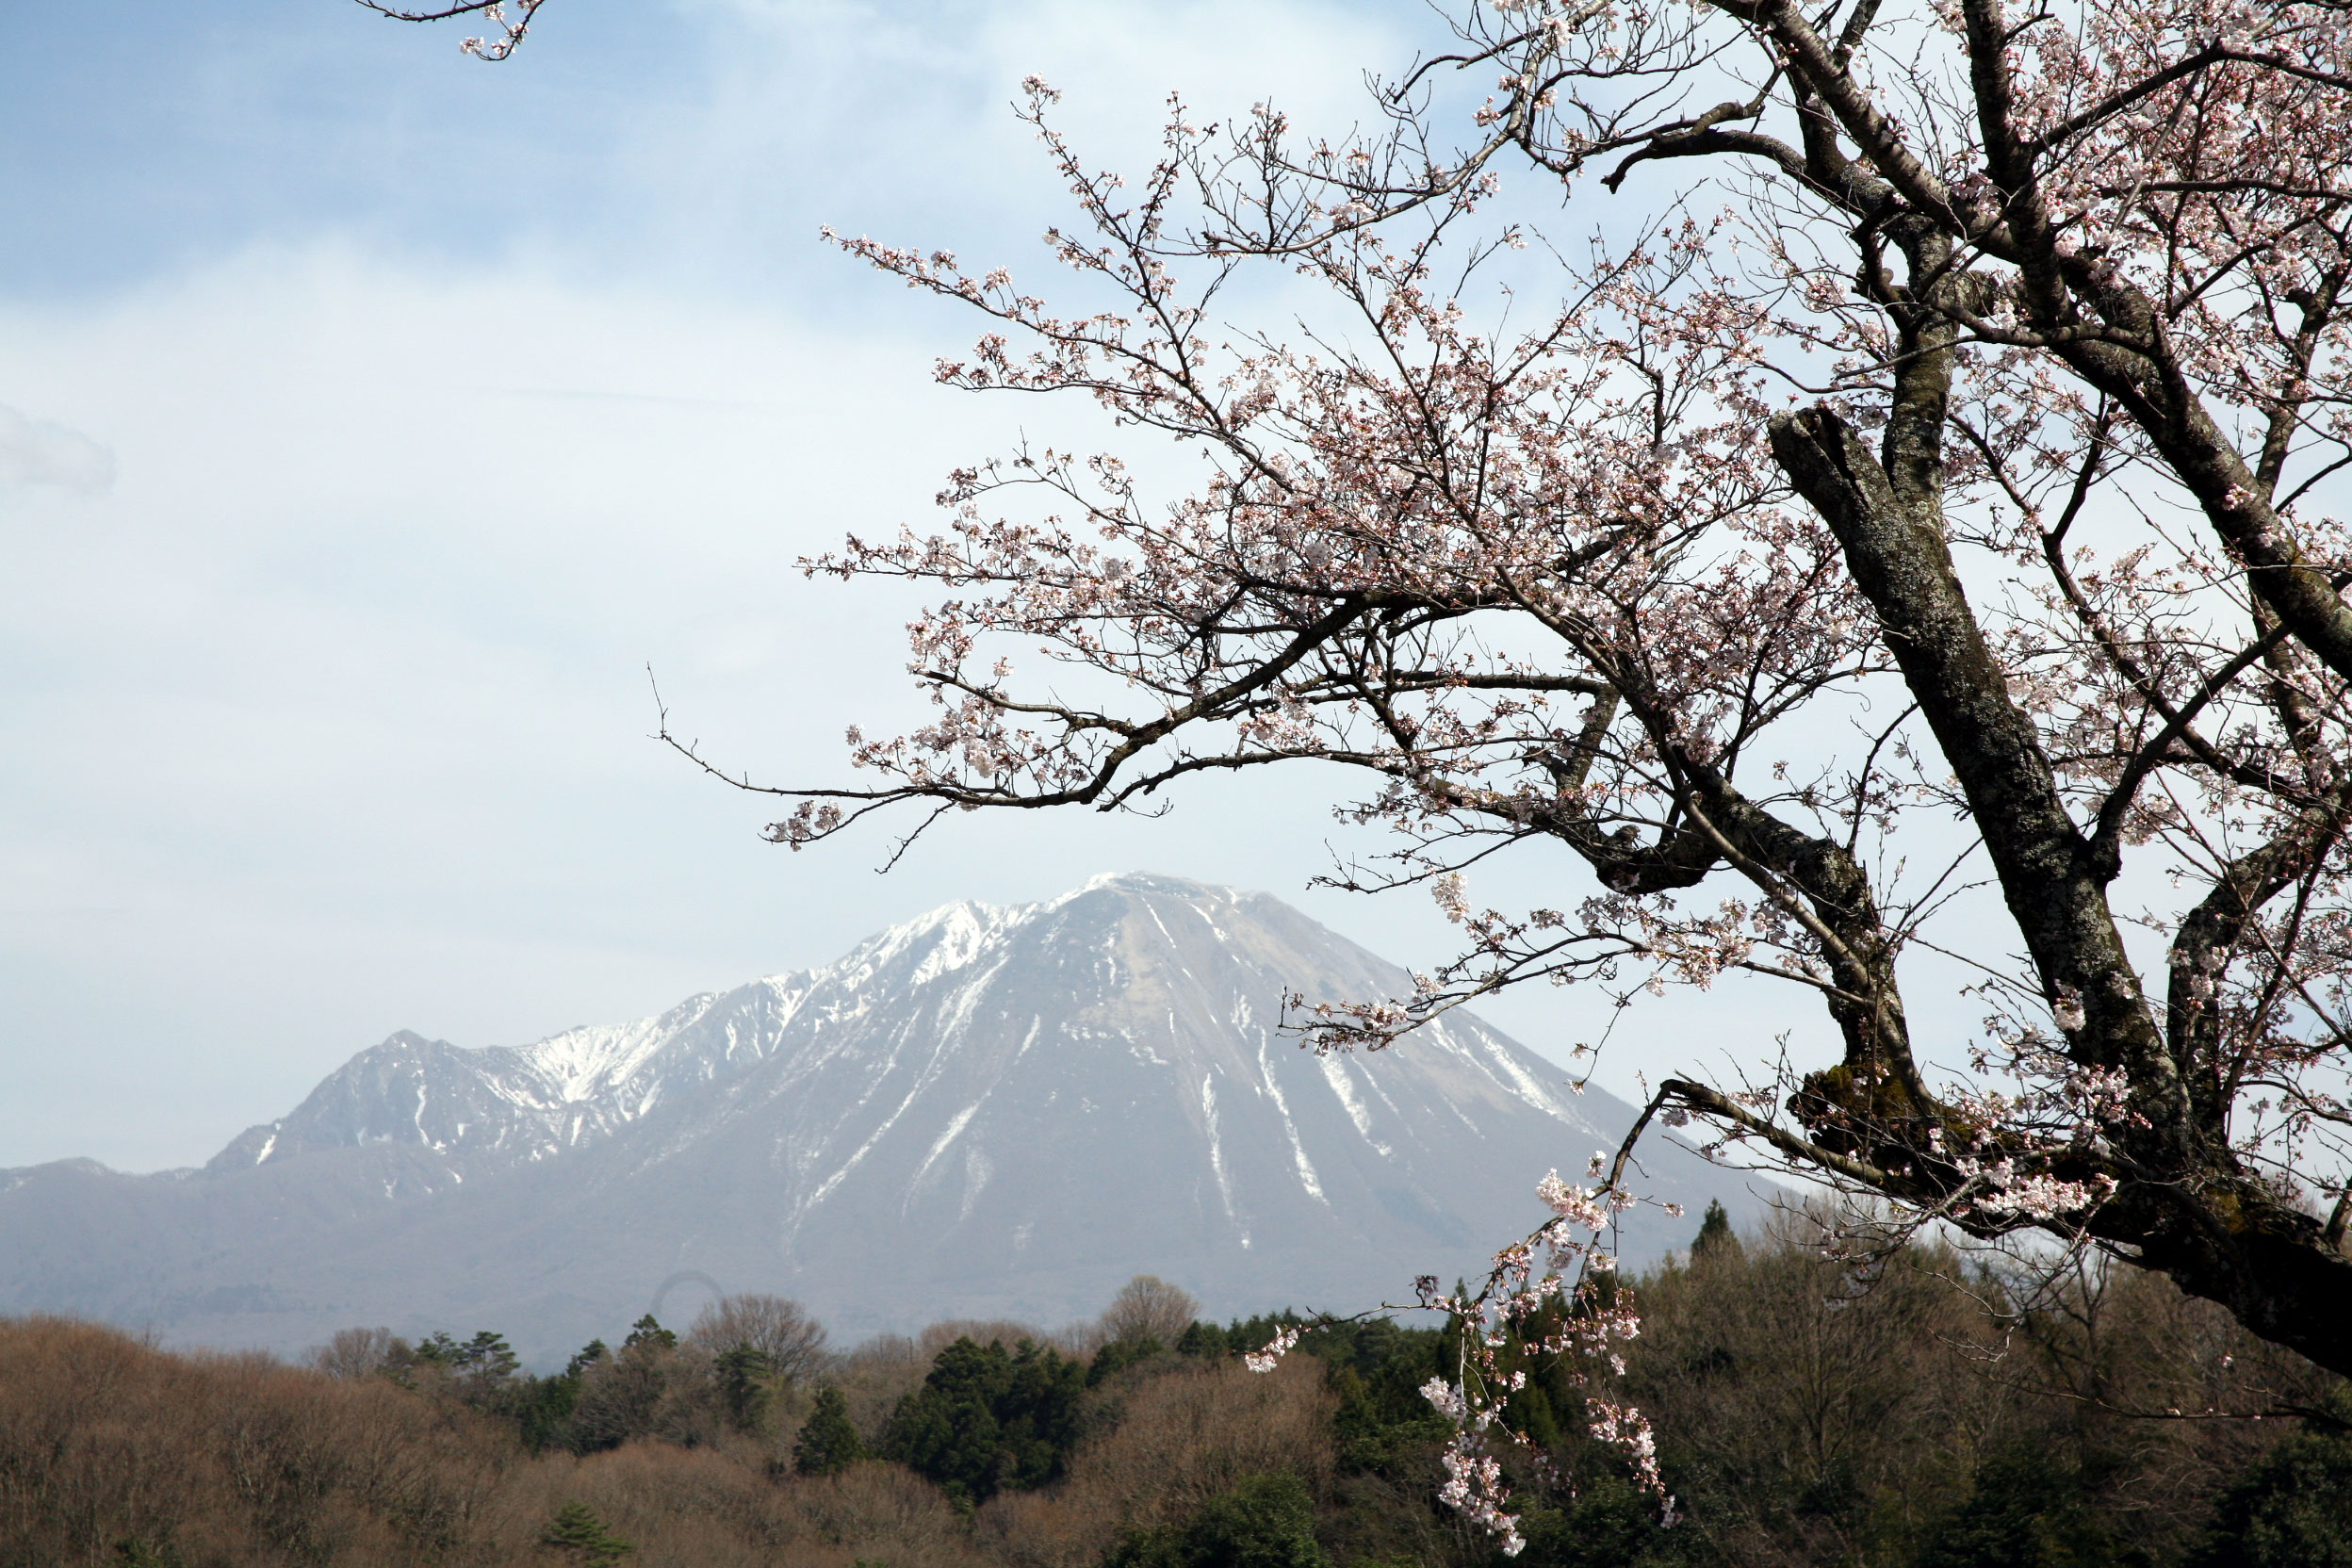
left=4, top=240, right=1582, bottom=1170
left=0, top=403, right=114, bottom=493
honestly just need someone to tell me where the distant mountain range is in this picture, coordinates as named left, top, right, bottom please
left=0, top=874, right=1763, bottom=1364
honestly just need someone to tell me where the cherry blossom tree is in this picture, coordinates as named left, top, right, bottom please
left=351, top=0, right=546, bottom=60
left=690, top=0, right=2352, bottom=1368
left=381, top=0, right=2352, bottom=1533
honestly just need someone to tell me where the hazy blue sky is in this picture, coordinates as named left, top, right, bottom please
left=0, top=0, right=1815, bottom=1170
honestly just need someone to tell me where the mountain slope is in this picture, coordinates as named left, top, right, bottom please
left=0, top=874, right=1760, bottom=1362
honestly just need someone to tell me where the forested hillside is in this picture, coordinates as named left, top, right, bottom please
left=5, top=1215, right=2345, bottom=1568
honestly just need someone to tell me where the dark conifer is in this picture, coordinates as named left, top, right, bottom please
left=714, top=1344, right=775, bottom=1430
left=622, top=1315, right=676, bottom=1351
left=1175, top=1321, right=1231, bottom=1358
left=2187, top=1392, right=2352, bottom=1568
left=1087, top=1334, right=1164, bottom=1386
left=881, top=1336, right=1086, bottom=1501
left=539, top=1501, right=632, bottom=1566
left=793, top=1386, right=866, bottom=1475
left=1690, top=1199, right=1741, bottom=1262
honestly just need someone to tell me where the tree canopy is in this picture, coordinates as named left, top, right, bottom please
left=881, top=1336, right=1088, bottom=1504
left=368, top=0, right=2352, bottom=1541
left=683, top=0, right=2352, bottom=1376
left=713, top=0, right=2352, bottom=1532
left=793, top=1385, right=867, bottom=1477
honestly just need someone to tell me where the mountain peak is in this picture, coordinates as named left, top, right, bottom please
left=204, top=871, right=1534, bottom=1184
left=1074, top=869, right=1244, bottom=897
left=32, top=874, right=1763, bottom=1359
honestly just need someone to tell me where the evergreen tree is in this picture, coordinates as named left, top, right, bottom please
left=1918, top=1450, right=2120, bottom=1568
left=2189, top=1396, right=2352, bottom=1568
left=1175, top=1321, right=1231, bottom=1359
left=517, top=1376, right=578, bottom=1455
left=882, top=1336, right=1086, bottom=1502
left=1087, top=1334, right=1164, bottom=1386
left=794, top=1386, right=866, bottom=1475
left=1106, top=1473, right=1330, bottom=1568
left=455, top=1330, right=519, bottom=1380
left=513, top=1339, right=609, bottom=1455
left=1186, top=1474, right=1329, bottom=1568
left=568, top=1327, right=675, bottom=1454
left=539, top=1501, right=633, bottom=1567
left=1690, top=1200, right=1740, bottom=1263
left=622, top=1315, right=676, bottom=1351
left=411, top=1328, right=518, bottom=1380
left=1516, top=1479, right=1675, bottom=1568
left=410, top=1328, right=523, bottom=1414
left=714, top=1344, right=775, bottom=1430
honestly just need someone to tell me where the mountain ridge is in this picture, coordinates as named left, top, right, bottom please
left=0, top=873, right=1761, bottom=1361
left=201, top=881, right=1155, bottom=1181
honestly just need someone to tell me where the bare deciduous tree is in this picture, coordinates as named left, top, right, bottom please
left=686, top=1294, right=831, bottom=1383
left=306, top=1326, right=403, bottom=1382
left=1098, top=1276, right=1201, bottom=1349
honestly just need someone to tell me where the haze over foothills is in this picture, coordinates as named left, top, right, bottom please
left=0, top=0, right=1829, bottom=1178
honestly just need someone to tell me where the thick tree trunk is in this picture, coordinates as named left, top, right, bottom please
left=1767, top=404, right=2352, bottom=1379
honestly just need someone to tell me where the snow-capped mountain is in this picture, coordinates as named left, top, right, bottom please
left=0, top=874, right=1759, bottom=1362
left=204, top=988, right=811, bottom=1178
left=204, top=899, right=1049, bottom=1180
